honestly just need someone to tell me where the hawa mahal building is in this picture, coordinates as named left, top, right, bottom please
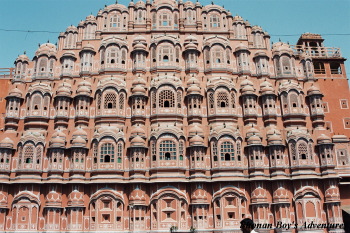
left=0, top=0, right=350, bottom=232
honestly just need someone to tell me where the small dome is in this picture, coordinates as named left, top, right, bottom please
left=134, top=35, right=146, bottom=43
left=52, top=130, right=66, bottom=139
left=189, top=135, right=205, bottom=147
left=251, top=187, right=268, bottom=203
left=85, top=14, right=96, bottom=23
left=133, top=41, right=147, bottom=51
left=235, top=43, right=249, bottom=52
left=185, top=35, right=198, bottom=43
left=272, top=42, right=293, bottom=55
left=191, top=188, right=208, bottom=204
left=325, top=186, right=340, bottom=202
left=61, top=51, right=76, bottom=61
left=241, top=84, right=255, bottom=94
left=49, top=136, right=65, bottom=148
left=251, top=25, right=263, bottom=33
left=66, top=25, right=78, bottom=33
left=307, top=85, right=322, bottom=96
left=130, top=125, right=146, bottom=137
left=46, top=191, right=62, bottom=207
left=273, top=187, right=289, bottom=203
left=35, top=43, right=57, bottom=57
left=187, top=85, right=201, bottom=95
left=247, top=135, right=262, bottom=145
left=317, top=134, right=332, bottom=144
left=233, top=15, right=244, bottom=22
left=246, top=127, right=260, bottom=138
left=132, top=85, right=146, bottom=95
left=130, top=135, right=146, bottom=147
left=56, top=83, right=72, bottom=97
left=0, top=137, right=14, bottom=149
left=240, top=78, right=254, bottom=88
left=186, top=76, right=200, bottom=86
left=267, top=133, right=283, bottom=145
left=0, top=192, right=8, bottom=208
left=129, top=188, right=146, bottom=204
left=8, top=87, right=23, bottom=98
left=188, top=124, right=204, bottom=137
left=15, top=54, right=29, bottom=63
left=135, top=0, right=146, bottom=8
left=76, top=85, right=91, bottom=96
left=72, top=127, right=88, bottom=139
left=71, top=136, right=87, bottom=147
left=81, top=43, right=95, bottom=52
left=260, top=85, right=275, bottom=95
left=68, top=190, right=84, bottom=207
left=132, top=76, right=147, bottom=86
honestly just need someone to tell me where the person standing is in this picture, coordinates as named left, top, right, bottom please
left=240, top=218, right=258, bottom=233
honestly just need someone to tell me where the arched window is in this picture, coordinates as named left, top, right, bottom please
left=208, top=92, right=214, bottom=108
left=119, top=93, right=125, bottom=110
left=159, top=45, right=174, bottom=63
left=31, top=93, right=42, bottom=112
left=24, top=144, right=34, bottom=164
left=217, top=91, right=229, bottom=108
left=210, top=15, right=220, bottom=28
left=289, top=92, right=299, bottom=108
left=110, top=14, right=120, bottom=29
left=104, top=93, right=117, bottom=109
left=298, top=141, right=308, bottom=160
left=220, top=141, right=235, bottom=161
left=100, top=143, right=115, bottom=163
left=212, top=46, right=224, bottom=64
left=117, top=142, right=123, bottom=163
left=38, top=57, right=48, bottom=72
left=159, top=11, right=171, bottom=27
left=159, top=90, right=175, bottom=108
left=159, top=140, right=176, bottom=160
left=281, top=56, right=291, bottom=73
left=106, top=46, right=118, bottom=64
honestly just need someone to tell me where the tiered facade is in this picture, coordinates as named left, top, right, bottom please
left=1, top=0, right=350, bottom=232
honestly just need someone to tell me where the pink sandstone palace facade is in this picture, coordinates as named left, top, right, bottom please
left=0, top=0, right=350, bottom=232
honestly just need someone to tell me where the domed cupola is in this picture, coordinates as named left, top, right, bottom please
left=317, top=134, right=331, bottom=145
left=184, top=35, right=199, bottom=51
left=129, top=188, right=147, bottom=206
left=132, top=35, right=148, bottom=52
left=71, top=136, right=87, bottom=148
left=130, top=135, right=146, bottom=148
left=8, top=87, right=23, bottom=99
left=14, top=53, right=30, bottom=79
left=81, top=43, right=95, bottom=53
left=66, top=25, right=78, bottom=33
left=67, top=189, right=84, bottom=207
left=186, top=76, right=201, bottom=96
left=188, top=124, right=204, bottom=138
left=259, top=80, right=275, bottom=96
left=0, top=192, right=8, bottom=208
left=56, top=82, right=72, bottom=97
left=49, top=129, right=66, bottom=148
left=0, top=137, right=14, bottom=149
left=76, top=80, right=92, bottom=97
left=45, top=191, right=62, bottom=207
left=189, top=134, right=205, bottom=147
left=130, top=124, right=146, bottom=138
left=85, top=14, right=96, bottom=24
left=35, top=43, right=57, bottom=58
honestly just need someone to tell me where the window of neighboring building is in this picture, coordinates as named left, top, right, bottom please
left=340, top=99, right=348, bottom=109
left=344, top=118, right=350, bottom=129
